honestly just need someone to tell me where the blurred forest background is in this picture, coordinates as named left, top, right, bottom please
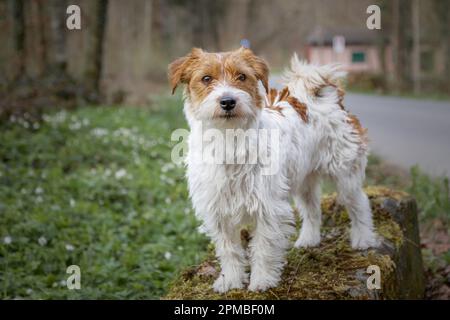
left=0, top=0, right=449, bottom=117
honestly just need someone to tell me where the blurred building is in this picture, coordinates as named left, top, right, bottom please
left=305, top=27, right=393, bottom=74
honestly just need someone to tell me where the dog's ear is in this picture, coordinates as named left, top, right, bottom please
left=168, top=48, right=203, bottom=94
left=239, top=47, right=269, bottom=93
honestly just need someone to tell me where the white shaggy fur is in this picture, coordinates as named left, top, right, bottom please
left=183, top=54, right=379, bottom=293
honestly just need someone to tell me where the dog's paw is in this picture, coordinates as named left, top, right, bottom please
left=248, top=277, right=279, bottom=292
left=351, top=229, right=380, bottom=250
left=294, top=232, right=321, bottom=248
left=212, top=274, right=245, bottom=293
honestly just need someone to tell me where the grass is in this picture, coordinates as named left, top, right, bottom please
left=0, top=95, right=448, bottom=299
left=409, top=166, right=450, bottom=224
left=0, top=96, right=209, bottom=299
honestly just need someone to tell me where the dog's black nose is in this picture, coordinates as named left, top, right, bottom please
left=220, top=97, right=236, bottom=111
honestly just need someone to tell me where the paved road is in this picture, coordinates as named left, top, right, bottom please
left=345, top=93, right=450, bottom=176
left=269, top=77, right=450, bottom=176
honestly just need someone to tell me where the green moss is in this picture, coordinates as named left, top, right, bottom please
left=165, top=187, right=407, bottom=300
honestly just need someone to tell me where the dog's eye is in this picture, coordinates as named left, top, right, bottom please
left=237, top=73, right=246, bottom=81
left=202, top=76, right=212, bottom=84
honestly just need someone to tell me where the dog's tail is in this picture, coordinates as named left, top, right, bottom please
left=281, top=53, right=347, bottom=106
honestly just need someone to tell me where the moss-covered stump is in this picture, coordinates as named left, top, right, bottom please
left=165, top=186, right=425, bottom=299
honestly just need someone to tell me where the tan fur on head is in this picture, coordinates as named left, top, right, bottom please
left=168, top=48, right=204, bottom=94
left=168, top=47, right=269, bottom=96
left=237, top=47, right=269, bottom=94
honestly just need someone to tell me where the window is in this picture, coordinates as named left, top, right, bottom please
left=352, top=51, right=365, bottom=63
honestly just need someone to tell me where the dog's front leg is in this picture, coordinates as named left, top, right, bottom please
left=248, top=205, right=295, bottom=292
left=210, top=220, right=248, bottom=293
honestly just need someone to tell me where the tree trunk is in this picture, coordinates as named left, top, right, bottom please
left=84, top=0, right=108, bottom=93
left=391, top=0, right=400, bottom=91
left=396, top=0, right=412, bottom=92
left=411, top=0, right=421, bottom=94
left=46, top=0, right=68, bottom=75
left=11, top=0, right=25, bottom=79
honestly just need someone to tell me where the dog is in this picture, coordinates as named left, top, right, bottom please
left=168, top=47, right=379, bottom=293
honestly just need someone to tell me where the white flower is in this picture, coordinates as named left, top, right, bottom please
left=38, top=236, right=47, bottom=246
left=161, top=163, right=175, bottom=173
left=52, top=111, right=67, bottom=124
left=26, top=288, right=33, bottom=295
left=3, top=236, right=12, bottom=245
left=69, top=121, right=82, bottom=130
left=164, top=252, right=172, bottom=260
left=65, top=244, right=75, bottom=251
left=91, top=128, right=108, bottom=137
left=69, top=199, right=76, bottom=207
left=35, top=187, right=43, bottom=194
left=165, top=197, right=172, bottom=204
left=115, top=169, right=127, bottom=179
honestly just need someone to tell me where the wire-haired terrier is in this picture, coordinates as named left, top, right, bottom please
left=168, top=47, right=378, bottom=293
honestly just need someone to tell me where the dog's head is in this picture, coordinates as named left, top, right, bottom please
left=168, top=47, right=269, bottom=126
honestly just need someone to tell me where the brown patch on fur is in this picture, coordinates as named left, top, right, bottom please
left=311, top=73, right=346, bottom=110
left=168, top=48, right=204, bottom=94
left=336, top=86, right=346, bottom=110
left=278, top=87, right=290, bottom=101
left=287, top=96, right=309, bottom=123
left=265, top=88, right=285, bottom=116
left=266, top=87, right=309, bottom=122
left=237, top=48, right=269, bottom=94
left=314, top=82, right=346, bottom=110
left=347, top=114, right=368, bottom=144
left=267, top=88, right=278, bottom=106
